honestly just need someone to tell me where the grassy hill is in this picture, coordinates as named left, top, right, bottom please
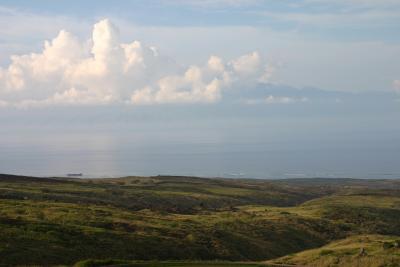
left=73, top=260, right=267, bottom=267
left=1, top=174, right=400, bottom=266
left=268, top=234, right=400, bottom=267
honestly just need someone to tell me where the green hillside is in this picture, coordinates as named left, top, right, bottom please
left=268, top=234, right=400, bottom=267
left=1, top=174, right=400, bottom=266
left=74, top=260, right=266, bottom=267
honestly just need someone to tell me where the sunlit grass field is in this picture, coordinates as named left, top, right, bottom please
left=268, top=234, right=400, bottom=267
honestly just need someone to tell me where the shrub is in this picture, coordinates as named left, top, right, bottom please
left=74, top=259, right=131, bottom=267
left=383, top=242, right=393, bottom=250
left=319, top=249, right=334, bottom=256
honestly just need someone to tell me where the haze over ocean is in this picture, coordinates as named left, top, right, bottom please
left=1, top=98, right=399, bottom=178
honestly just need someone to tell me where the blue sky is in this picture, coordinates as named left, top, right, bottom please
left=1, top=0, right=399, bottom=39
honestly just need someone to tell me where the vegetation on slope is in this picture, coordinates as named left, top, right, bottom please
left=1, top=174, right=400, bottom=266
left=268, top=234, right=400, bottom=267
left=73, top=259, right=267, bottom=267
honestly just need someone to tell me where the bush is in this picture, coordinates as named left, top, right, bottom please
left=74, top=259, right=131, bottom=267
left=319, top=249, right=334, bottom=256
left=383, top=242, right=393, bottom=250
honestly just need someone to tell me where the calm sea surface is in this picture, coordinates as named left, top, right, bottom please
left=1, top=125, right=399, bottom=179
left=1, top=106, right=399, bottom=179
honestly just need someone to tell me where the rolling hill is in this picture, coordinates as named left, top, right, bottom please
left=0, top=174, right=399, bottom=266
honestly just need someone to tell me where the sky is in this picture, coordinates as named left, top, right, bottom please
left=0, top=0, right=399, bottom=178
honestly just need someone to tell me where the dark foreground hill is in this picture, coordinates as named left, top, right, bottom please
left=0, top=174, right=400, bottom=266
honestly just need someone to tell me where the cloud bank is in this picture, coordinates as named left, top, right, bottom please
left=0, top=19, right=270, bottom=107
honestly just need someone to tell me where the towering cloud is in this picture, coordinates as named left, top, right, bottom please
left=0, top=19, right=270, bottom=107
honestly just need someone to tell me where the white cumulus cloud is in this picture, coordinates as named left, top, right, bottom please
left=0, top=19, right=270, bottom=107
left=243, top=95, right=309, bottom=105
left=265, top=95, right=308, bottom=104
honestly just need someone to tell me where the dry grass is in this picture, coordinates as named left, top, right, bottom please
left=268, top=235, right=400, bottom=267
